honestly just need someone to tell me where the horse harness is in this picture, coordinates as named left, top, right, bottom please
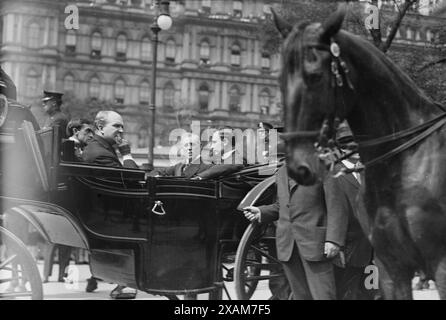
left=280, top=36, right=446, bottom=177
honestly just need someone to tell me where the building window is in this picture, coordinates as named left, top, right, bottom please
left=231, top=44, right=241, bottom=67
left=66, top=30, right=76, bottom=54
left=91, top=32, right=102, bottom=58
left=141, top=37, right=151, bottom=62
left=406, top=28, right=413, bottom=40
left=140, top=81, right=150, bottom=105
left=259, top=90, right=271, bottom=115
left=233, top=0, right=242, bottom=17
left=163, top=82, right=175, bottom=110
left=229, top=86, right=241, bottom=112
left=28, top=23, right=41, bottom=48
left=64, top=74, right=75, bottom=92
left=116, top=34, right=127, bottom=60
left=137, top=127, right=149, bottom=148
left=202, top=0, right=211, bottom=13
left=89, top=77, right=100, bottom=99
left=25, top=70, right=39, bottom=96
left=198, top=84, right=210, bottom=111
left=261, top=53, right=271, bottom=70
left=426, top=29, right=433, bottom=42
left=199, top=41, right=210, bottom=65
left=165, top=39, right=176, bottom=63
left=114, top=79, right=126, bottom=104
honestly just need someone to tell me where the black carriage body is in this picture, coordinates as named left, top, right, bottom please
left=0, top=102, right=281, bottom=297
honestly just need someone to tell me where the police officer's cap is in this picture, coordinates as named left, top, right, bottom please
left=42, top=90, right=63, bottom=103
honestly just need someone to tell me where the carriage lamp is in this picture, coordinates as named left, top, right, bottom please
left=147, top=0, right=172, bottom=170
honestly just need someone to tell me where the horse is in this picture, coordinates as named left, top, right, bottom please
left=272, top=5, right=446, bottom=299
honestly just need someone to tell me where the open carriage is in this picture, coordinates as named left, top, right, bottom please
left=0, top=97, right=288, bottom=300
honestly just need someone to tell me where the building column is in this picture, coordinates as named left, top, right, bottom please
left=17, top=15, right=23, bottom=44
left=254, top=40, right=261, bottom=67
left=221, top=81, right=228, bottom=110
left=223, top=36, right=229, bottom=64
left=191, top=30, right=197, bottom=61
left=190, top=79, right=196, bottom=107
left=182, top=32, right=190, bottom=60
left=43, top=17, right=50, bottom=46
left=252, top=84, right=259, bottom=113
left=4, top=14, right=14, bottom=43
left=245, top=83, right=252, bottom=112
left=181, top=78, right=189, bottom=102
left=210, top=81, right=220, bottom=111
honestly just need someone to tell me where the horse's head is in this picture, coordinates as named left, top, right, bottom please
left=274, top=5, right=357, bottom=185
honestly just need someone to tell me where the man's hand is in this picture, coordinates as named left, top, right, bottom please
left=324, top=242, right=340, bottom=259
left=118, top=139, right=131, bottom=156
left=242, top=206, right=260, bottom=222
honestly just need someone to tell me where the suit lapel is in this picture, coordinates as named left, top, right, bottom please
left=340, top=163, right=360, bottom=189
left=94, top=135, right=117, bottom=157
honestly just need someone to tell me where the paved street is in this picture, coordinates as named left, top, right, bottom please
left=38, top=261, right=439, bottom=300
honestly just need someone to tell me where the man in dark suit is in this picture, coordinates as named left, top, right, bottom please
left=83, top=110, right=138, bottom=169
left=151, top=132, right=212, bottom=178
left=193, top=127, right=245, bottom=180
left=82, top=110, right=138, bottom=298
left=41, top=91, right=69, bottom=139
left=326, top=121, right=374, bottom=300
left=243, top=165, right=345, bottom=300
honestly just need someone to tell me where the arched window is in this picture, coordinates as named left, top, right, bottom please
left=66, top=30, right=76, bottom=54
left=259, top=90, right=271, bottom=115
left=116, top=34, right=127, bottom=60
left=89, top=77, right=100, bottom=98
left=140, top=81, right=150, bottom=105
left=229, top=86, right=241, bottom=112
left=28, top=23, right=41, bottom=48
left=141, top=37, right=151, bottom=62
left=165, top=39, right=176, bottom=63
left=64, top=74, right=75, bottom=92
left=406, top=27, right=413, bottom=40
left=261, top=53, right=271, bottom=70
left=233, top=0, right=242, bottom=17
left=198, top=84, right=210, bottom=111
left=163, top=82, right=175, bottom=109
left=231, top=44, right=241, bottom=67
left=200, top=41, right=210, bottom=64
left=25, top=69, right=39, bottom=96
left=91, top=32, right=102, bottom=58
left=114, top=79, right=126, bottom=104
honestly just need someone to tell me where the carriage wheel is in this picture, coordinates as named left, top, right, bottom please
left=234, top=222, right=290, bottom=300
left=0, top=227, right=43, bottom=300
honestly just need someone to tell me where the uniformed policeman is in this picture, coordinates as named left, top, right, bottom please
left=41, top=90, right=69, bottom=139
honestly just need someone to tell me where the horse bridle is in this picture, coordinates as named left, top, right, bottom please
left=280, top=37, right=446, bottom=176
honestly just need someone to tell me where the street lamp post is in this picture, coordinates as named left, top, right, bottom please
left=147, top=0, right=172, bottom=170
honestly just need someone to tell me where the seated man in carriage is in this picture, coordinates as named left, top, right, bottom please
left=82, top=110, right=140, bottom=299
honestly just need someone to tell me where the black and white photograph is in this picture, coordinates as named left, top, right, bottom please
left=0, top=0, right=445, bottom=304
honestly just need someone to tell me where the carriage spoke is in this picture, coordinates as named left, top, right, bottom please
left=0, top=254, right=18, bottom=269
left=249, top=245, right=281, bottom=264
left=244, top=273, right=284, bottom=282
left=0, top=277, right=21, bottom=284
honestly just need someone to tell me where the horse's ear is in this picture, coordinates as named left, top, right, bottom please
left=320, top=4, right=347, bottom=43
left=271, top=8, right=292, bottom=39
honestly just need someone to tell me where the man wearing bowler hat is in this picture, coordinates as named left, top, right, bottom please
left=42, top=90, right=69, bottom=139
